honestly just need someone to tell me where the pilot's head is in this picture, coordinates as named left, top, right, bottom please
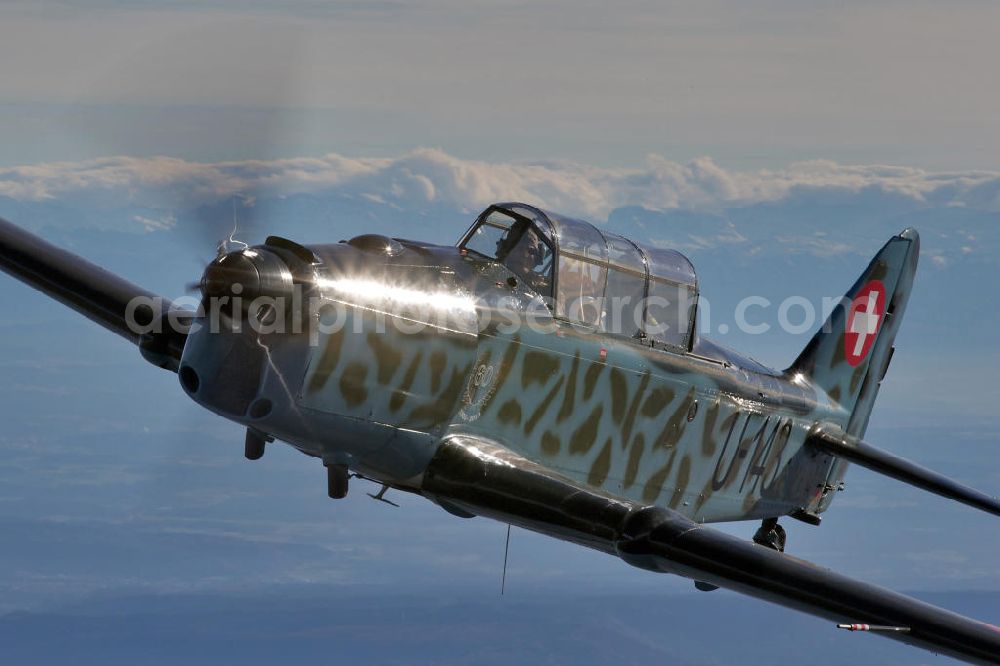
left=508, top=230, right=545, bottom=274
left=498, top=221, right=545, bottom=275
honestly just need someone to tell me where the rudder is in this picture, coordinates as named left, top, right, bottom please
left=787, top=229, right=920, bottom=438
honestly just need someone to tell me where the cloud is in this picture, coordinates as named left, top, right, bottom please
left=3, top=149, right=1000, bottom=230
left=132, top=213, right=176, bottom=232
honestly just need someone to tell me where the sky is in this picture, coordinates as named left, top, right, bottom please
left=0, top=1, right=999, bottom=169
left=1, top=3, right=999, bottom=664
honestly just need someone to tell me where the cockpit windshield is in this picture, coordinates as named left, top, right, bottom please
left=462, top=209, right=554, bottom=295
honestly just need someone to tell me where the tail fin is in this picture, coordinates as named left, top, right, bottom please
left=787, top=229, right=920, bottom=437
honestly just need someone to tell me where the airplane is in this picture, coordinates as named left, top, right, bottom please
left=1, top=201, right=999, bottom=663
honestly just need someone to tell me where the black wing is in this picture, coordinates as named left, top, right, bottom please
left=423, top=436, right=1000, bottom=665
left=0, top=217, right=185, bottom=370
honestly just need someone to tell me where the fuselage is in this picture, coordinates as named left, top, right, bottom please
left=179, top=234, right=851, bottom=524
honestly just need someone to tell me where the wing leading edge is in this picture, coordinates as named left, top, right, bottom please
left=0, top=217, right=184, bottom=370
left=423, top=436, right=1000, bottom=665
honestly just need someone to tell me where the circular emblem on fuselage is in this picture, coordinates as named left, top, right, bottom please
left=845, top=279, right=886, bottom=367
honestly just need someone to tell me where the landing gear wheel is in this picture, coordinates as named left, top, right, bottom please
left=326, top=463, right=349, bottom=499
left=753, top=517, right=786, bottom=553
left=772, top=523, right=787, bottom=553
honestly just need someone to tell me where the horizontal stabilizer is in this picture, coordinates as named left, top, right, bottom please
left=807, top=425, right=1000, bottom=518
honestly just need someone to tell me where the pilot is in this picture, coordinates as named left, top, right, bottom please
left=497, top=221, right=552, bottom=295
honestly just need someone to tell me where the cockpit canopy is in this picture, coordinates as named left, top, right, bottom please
left=459, top=203, right=698, bottom=351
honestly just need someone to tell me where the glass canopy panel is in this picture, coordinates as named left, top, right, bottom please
left=499, top=204, right=555, bottom=244
left=461, top=208, right=554, bottom=296
left=556, top=256, right=606, bottom=326
left=546, top=211, right=608, bottom=263
left=544, top=211, right=609, bottom=326
left=642, top=246, right=697, bottom=287
left=604, top=232, right=647, bottom=273
left=603, top=268, right=645, bottom=336
left=602, top=233, right=648, bottom=337
left=641, top=246, right=698, bottom=349
left=463, top=209, right=513, bottom=261
left=645, top=280, right=696, bottom=348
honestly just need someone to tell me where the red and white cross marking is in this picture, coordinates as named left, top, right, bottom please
left=844, top=280, right=886, bottom=367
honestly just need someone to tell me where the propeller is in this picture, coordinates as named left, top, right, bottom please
left=83, top=34, right=316, bottom=516
left=182, top=193, right=255, bottom=291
